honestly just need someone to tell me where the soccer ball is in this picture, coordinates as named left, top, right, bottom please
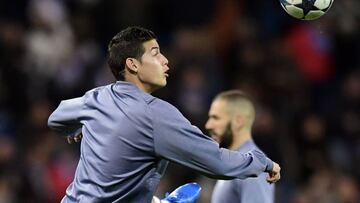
left=280, top=0, right=334, bottom=20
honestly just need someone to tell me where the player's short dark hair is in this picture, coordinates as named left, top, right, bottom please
left=107, top=26, right=157, bottom=80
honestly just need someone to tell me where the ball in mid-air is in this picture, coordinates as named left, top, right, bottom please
left=280, top=0, right=334, bottom=20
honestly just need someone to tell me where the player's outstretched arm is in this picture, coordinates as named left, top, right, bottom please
left=48, top=97, right=84, bottom=138
left=151, top=100, right=277, bottom=180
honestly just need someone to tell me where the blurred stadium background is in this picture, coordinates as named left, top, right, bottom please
left=0, top=0, right=359, bottom=202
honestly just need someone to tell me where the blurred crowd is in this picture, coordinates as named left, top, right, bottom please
left=0, top=0, right=359, bottom=202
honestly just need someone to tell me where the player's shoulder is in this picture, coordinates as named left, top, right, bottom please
left=84, top=84, right=108, bottom=96
left=149, top=97, right=174, bottom=108
left=79, top=85, right=108, bottom=103
left=242, top=140, right=265, bottom=154
left=149, top=98, right=181, bottom=114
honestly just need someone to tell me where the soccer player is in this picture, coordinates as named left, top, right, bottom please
left=48, top=26, right=280, bottom=203
left=206, top=90, right=276, bottom=203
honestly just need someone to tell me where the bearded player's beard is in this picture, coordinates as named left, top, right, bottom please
left=219, top=123, right=233, bottom=149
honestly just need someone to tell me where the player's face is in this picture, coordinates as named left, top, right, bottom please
left=205, top=99, right=233, bottom=149
left=137, top=39, right=169, bottom=92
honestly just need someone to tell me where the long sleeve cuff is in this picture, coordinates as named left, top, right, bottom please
left=264, top=158, right=273, bottom=173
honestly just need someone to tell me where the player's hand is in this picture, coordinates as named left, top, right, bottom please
left=267, top=162, right=281, bottom=184
left=66, top=133, right=82, bottom=144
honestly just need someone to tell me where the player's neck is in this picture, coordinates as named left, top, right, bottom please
left=125, top=75, right=156, bottom=93
left=230, top=129, right=251, bottom=150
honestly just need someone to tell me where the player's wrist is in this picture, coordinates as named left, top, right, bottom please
left=264, top=158, right=274, bottom=173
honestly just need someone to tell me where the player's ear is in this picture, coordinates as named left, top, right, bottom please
left=233, top=114, right=245, bottom=129
left=125, top=58, right=138, bottom=74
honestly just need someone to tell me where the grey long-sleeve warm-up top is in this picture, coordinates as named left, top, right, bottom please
left=48, top=81, right=273, bottom=203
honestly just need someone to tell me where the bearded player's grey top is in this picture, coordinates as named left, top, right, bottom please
left=48, top=81, right=273, bottom=203
left=211, top=140, right=275, bottom=203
